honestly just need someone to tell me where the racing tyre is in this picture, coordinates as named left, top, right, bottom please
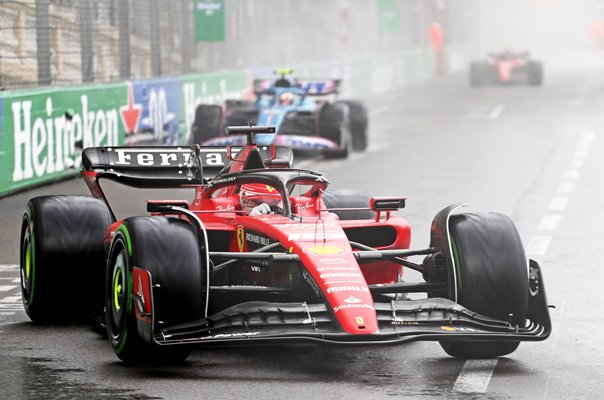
left=469, top=62, right=485, bottom=87
left=191, top=104, right=223, bottom=145
left=322, top=190, right=374, bottom=220
left=20, top=196, right=112, bottom=323
left=319, top=103, right=352, bottom=159
left=106, top=217, right=206, bottom=364
left=528, top=61, right=543, bottom=86
left=338, top=100, right=368, bottom=151
left=439, top=212, right=529, bottom=358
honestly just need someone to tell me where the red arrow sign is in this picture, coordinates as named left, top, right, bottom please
left=120, top=83, right=142, bottom=134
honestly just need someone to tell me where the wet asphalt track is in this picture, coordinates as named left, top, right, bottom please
left=1, top=59, right=604, bottom=399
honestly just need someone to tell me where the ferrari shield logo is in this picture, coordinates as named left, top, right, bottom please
left=355, top=316, right=365, bottom=325
left=236, top=225, right=245, bottom=252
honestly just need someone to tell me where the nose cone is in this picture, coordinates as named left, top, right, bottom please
left=256, top=133, right=276, bottom=146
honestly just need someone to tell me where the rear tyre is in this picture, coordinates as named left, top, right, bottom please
left=338, top=100, right=368, bottom=152
left=528, top=61, right=543, bottom=86
left=322, top=190, right=374, bottom=220
left=191, top=104, right=223, bottom=145
left=106, top=217, right=205, bottom=364
left=469, top=62, right=485, bottom=87
left=439, top=212, right=528, bottom=358
left=20, top=196, right=112, bottom=323
left=319, top=103, right=351, bottom=159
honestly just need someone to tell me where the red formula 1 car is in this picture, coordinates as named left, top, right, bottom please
left=470, top=51, right=543, bottom=87
left=19, top=126, right=551, bottom=364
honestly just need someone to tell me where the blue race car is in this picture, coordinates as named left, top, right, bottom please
left=191, top=70, right=368, bottom=158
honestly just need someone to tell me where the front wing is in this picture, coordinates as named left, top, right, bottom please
left=150, top=262, right=551, bottom=347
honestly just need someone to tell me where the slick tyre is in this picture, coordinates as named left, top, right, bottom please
left=322, top=190, right=374, bottom=220
left=319, top=103, right=351, bottom=159
left=469, top=62, right=484, bottom=87
left=191, top=104, right=223, bottom=145
left=528, top=61, right=543, bottom=86
left=20, top=196, right=112, bottom=323
left=338, top=100, right=368, bottom=151
left=106, top=217, right=206, bottom=364
left=440, top=212, right=529, bottom=359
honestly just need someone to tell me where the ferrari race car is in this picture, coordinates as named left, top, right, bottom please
left=469, top=51, right=543, bottom=87
left=19, top=126, right=550, bottom=364
left=191, top=69, right=368, bottom=159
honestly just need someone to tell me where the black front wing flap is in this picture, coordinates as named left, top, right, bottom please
left=152, top=261, right=551, bottom=347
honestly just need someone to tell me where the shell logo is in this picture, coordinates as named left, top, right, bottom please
left=440, top=326, right=456, bottom=331
left=304, top=245, right=346, bottom=255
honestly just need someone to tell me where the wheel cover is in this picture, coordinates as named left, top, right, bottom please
left=20, top=223, right=34, bottom=304
left=109, top=250, right=128, bottom=337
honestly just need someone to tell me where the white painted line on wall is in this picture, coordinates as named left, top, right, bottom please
left=0, top=265, right=19, bottom=272
left=526, top=236, right=552, bottom=256
left=537, top=214, right=562, bottom=231
left=548, top=196, right=568, bottom=212
left=488, top=104, right=505, bottom=120
left=572, top=150, right=589, bottom=160
left=0, top=286, right=17, bottom=292
left=12, top=279, right=20, bottom=284
left=452, top=359, right=499, bottom=393
left=0, top=312, right=15, bottom=316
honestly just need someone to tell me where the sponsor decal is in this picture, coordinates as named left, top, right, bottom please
left=236, top=225, right=245, bottom=252
left=344, top=295, right=362, bottom=304
left=334, top=303, right=375, bottom=313
left=319, top=272, right=362, bottom=279
left=209, top=176, right=236, bottom=186
left=355, top=316, right=365, bottom=325
left=302, top=270, right=321, bottom=297
left=304, top=244, right=346, bottom=255
left=391, top=320, right=418, bottom=325
left=289, top=232, right=346, bottom=241
left=440, top=326, right=480, bottom=332
left=293, top=201, right=314, bottom=211
left=318, top=257, right=348, bottom=265
left=245, top=232, right=271, bottom=246
left=11, top=95, right=120, bottom=182
left=120, top=82, right=142, bottom=134
left=216, top=204, right=235, bottom=211
left=317, top=266, right=358, bottom=272
left=326, top=285, right=369, bottom=294
left=200, top=331, right=261, bottom=340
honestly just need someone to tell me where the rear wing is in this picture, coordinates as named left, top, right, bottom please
left=253, top=78, right=340, bottom=95
left=81, top=146, right=236, bottom=188
left=81, top=143, right=293, bottom=188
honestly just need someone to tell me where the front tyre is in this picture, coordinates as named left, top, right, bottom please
left=106, top=217, right=205, bottom=364
left=440, top=212, right=529, bottom=358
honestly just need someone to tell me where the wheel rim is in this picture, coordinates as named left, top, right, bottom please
left=109, top=248, right=128, bottom=340
left=20, top=223, right=34, bottom=305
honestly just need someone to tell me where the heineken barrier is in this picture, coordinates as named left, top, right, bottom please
left=0, top=48, right=467, bottom=197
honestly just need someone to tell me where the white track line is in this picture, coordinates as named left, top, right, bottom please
left=488, top=104, right=505, bottom=120
left=452, top=359, right=499, bottom=393
left=556, top=182, right=574, bottom=195
left=548, top=197, right=568, bottom=212
left=0, top=286, right=17, bottom=292
left=526, top=236, right=552, bottom=256
left=0, top=265, right=19, bottom=272
left=537, top=214, right=562, bottom=231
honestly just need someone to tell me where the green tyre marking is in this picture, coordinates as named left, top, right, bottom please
left=23, top=206, right=36, bottom=307
left=450, top=235, right=462, bottom=293
left=113, top=227, right=133, bottom=356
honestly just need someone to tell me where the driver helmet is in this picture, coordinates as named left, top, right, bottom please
left=279, top=91, right=294, bottom=106
left=240, top=183, right=282, bottom=210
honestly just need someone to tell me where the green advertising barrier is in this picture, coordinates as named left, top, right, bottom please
left=0, top=47, right=467, bottom=198
left=0, top=83, right=127, bottom=197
